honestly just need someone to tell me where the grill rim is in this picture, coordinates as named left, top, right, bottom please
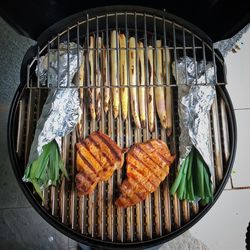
left=8, top=82, right=237, bottom=249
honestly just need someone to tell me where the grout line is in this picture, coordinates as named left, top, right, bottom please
left=0, top=205, right=31, bottom=210
left=234, top=107, right=250, bottom=111
left=224, top=187, right=250, bottom=191
left=230, top=176, right=234, bottom=189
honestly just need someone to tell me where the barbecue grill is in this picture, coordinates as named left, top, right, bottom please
left=7, top=5, right=237, bottom=249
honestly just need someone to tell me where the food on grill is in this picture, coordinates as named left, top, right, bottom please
left=119, top=33, right=129, bottom=120
left=95, top=37, right=102, bottom=121
left=111, top=31, right=120, bottom=118
left=129, top=37, right=141, bottom=128
left=78, top=56, right=84, bottom=134
left=154, top=40, right=167, bottom=128
left=138, top=41, right=146, bottom=128
left=170, top=147, right=213, bottom=205
left=75, top=131, right=126, bottom=195
left=23, top=140, right=68, bottom=200
left=102, top=41, right=110, bottom=113
left=115, top=139, right=175, bottom=207
left=147, top=46, right=155, bottom=132
left=88, top=36, right=96, bottom=120
left=164, top=48, right=173, bottom=136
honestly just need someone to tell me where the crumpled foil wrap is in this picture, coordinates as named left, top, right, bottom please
left=172, top=57, right=216, bottom=179
left=23, top=42, right=82, bottom=182
left=214, top=24, right=249, bottom=57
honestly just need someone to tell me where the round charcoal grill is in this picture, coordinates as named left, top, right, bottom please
left=8, top=6, right=236, bottom=249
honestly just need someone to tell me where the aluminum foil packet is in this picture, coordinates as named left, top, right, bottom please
left=214, top=24, right=249, bottom=57
left=172, top=56, right=216, bottom=180
left=23, top=42, right=83, bottom=182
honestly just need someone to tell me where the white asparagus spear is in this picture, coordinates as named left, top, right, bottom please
left=88, top=36, right=96, bottom=120
left=147, top=46, right=155, bottom=132
left=78, top=54, right=85, bottom=136
left=154, top=40, right=167, bottom=128
left=163, top=47, right=173, bottom=136
left=95, top=36, right=102, bottom=121
left=138, top=41, right=146, bottom=128
left=129, top=37, right=141, bottom=128
left=119, top=34, right=129, bottom=120
left=102, top=44, right=110, bottom=113
left=111, top=30, right=119, bottom=119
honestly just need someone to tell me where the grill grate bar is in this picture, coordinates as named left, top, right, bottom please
left=16, top=99, right=25, bottom=157
left=182, top=28, right=188, bottom=85
left=212, top=44, right=218, bottom=84
left=152, top=114, right=163, bottom=236
left=70, top=130, right=77, bottom=229
left=211, top=95, right=224, bottom=185
left=78, top=44, right=87, bottom=234
left=202, top=41, right=208, bottom=84
left=60, top=135, right=70, bottom=223
left=172, top=23, right=178, bottom=86
left=171, top=91, right=181, bottom=228
left=134, top=11, right=144, bottom=242
left=220, top=98, right=230, bottom=162
left=192, top=33, right=198, bottom=84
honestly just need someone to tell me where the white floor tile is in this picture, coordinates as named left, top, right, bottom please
left=230, top=109, right=250, bottom=187
left=226, top=28, right=250, bottom=109
left=189, top=189, right=250, bottom=250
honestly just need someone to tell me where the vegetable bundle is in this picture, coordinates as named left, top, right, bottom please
left=24, top=140, right=68, bottom=200
left=170, top=147, right=213, bottom=205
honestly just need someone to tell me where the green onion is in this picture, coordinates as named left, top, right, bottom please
left=170, top=146, right=213, bottom=205
left=24, top=140, right=69, bottom=200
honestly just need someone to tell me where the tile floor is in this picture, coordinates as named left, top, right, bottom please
left=0, top=16, right=250, bottom=250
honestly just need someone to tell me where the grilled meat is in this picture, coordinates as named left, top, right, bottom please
left=115, top=139, right=175, bottom=207
left=76, top=131, right=126, bottom=195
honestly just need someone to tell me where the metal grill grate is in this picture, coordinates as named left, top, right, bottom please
left=11, top=8, right=235, bottom=247
left=13, top=87, right=232, bottom=243
left=26, top=12, right=226, bottom=89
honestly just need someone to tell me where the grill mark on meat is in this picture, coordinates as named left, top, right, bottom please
left=127, top=164, right=155, bottom=191
left=147, top=142, right=173, bottom=165
left=116, top=195, right=135, bottom=207
left=81, top=140, right=102, bottom=166
left=77, top=149, right=98, bottom=175
left=95, top=132, right=121, bottom=160
left=129, top=149, right=163, bottom=182
left=77, top=171, right=95, bottom=185
left=128, top=178, right=147, bottom=202
left=121, top=180, right=143, bottom=205
left=75, top=172, right=95, bottom=193
left=135, top=144, right=169, bottom=176
left=87, top=136, right=114, bottom=165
